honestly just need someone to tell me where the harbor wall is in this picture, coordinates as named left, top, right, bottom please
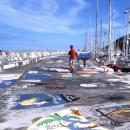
left=0, top=51, right=67, bottom=70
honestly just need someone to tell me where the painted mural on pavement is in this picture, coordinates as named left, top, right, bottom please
left=96, top=105, right=130, bottom=125
left=27, top=108, right=108, bottom=130
left=24, top=73, right=51, bottom=80
left=46, top=80, right=66, bottom=89
left=42, top=67, right=70, bottom=73
left=12, top=94, right=79, bottom=110
left=76, top=70, right=98, bottom=74
left=0, top=74, right=22, bottom=88
left=0, top=74, right=22, bottom=80
left=0, top=80, right=16, bottom=88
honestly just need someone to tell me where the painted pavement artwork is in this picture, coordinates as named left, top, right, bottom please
left=0, top=80, right=16, bottom=88
left=42, top=67, right=70, bottom=73
left=24, top=73, right=51, bottom=80
left=0, top=74, right=22, bottom=80
left=0, top=74, right=22, bottom=88
left=12, top=94, right=79, bottom=110
left=76, top=70, right=98, bottom=74
left=27, top=108, right=108, bottom=130
left=46, top=80, right=66, bottom=89
left=96, top=105, right=130, bottom=124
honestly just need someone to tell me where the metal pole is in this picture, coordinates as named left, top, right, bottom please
left=84, top=30, right=88, bottom=51
left=95, top=0, right=98, bottom=57
left=89, top=17, right=92, bottom=51
left=108, top=0, right=112, bottom=62
left=124, top=9, right=130, bottom=57
left=100, top=20, right=102, bottom=51
left=87, top=29, right=89, bottom=51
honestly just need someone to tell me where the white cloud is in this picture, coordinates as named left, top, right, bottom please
left=0, top=0, right=88, bottom=34
left=9, top=0, right=58, bottom=16
left=69, top=0, right=88, bottom=17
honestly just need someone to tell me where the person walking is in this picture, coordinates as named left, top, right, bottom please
left=68, top=45, right=76, bottom=72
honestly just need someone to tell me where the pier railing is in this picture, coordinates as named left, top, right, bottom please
left=0, top=50, right=67, bottom=70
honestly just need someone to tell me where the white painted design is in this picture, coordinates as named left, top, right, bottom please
left=20, top=80, right=42, bottom=83
left=50, top=68, right=70, bottom=72
left=80, top=75, right=90, bottom=77
left=23, top=85, right=28, bottom=88
left=33, top=101, right=48, bottom=106
left=124, top=86, right=130, bottom=89
left=107, top=79, right=122, bottom=82
left=121, top=81, right=130, bottom=84
left=28, top=71, right=38, bottom=74
left=0, top=74, right=22, bottom=80
left=42, top=67, right=49, bottom=71
left=42, top=67, right=69, bottom=72
left=80, top=84, right=97, bottom=88
left=61, top=74, right=72, bottom=78
left=100, top=66, right=114, bottom=73
left=56, top=60, right=63, bottom=63
left=89, top=66, right=104, bottom=71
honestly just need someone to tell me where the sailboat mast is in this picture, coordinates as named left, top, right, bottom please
left=84, top=30, right=88, bottom=51
left=108, top=0, right=112, bottom=62
left=100, top=20, right=102, bottom=51
left=89, top=17, right=92, bottom=51
left=124, top=9, right=130, bottom=57
left=95, top=0, right=98, bottom=57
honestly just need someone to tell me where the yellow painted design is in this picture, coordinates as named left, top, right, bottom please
left=76, top=70, right=97, bottom=74
left=109, top=109, right=130, bottom=115
left=19, top=98, right=37, bottom=106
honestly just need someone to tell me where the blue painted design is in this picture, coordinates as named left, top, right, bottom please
left=0, top=80, right=15, bottom=88
left=61, top=115, right=91, bottom=130
left=24, top=74, right=51, bottom=80
left=12, top=94, right=79, bottom=110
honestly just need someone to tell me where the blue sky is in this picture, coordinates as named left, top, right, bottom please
left=0, top=0, right=130, bottom=50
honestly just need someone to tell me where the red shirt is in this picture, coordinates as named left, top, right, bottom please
left=68, top=49, right=76, bottom=59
